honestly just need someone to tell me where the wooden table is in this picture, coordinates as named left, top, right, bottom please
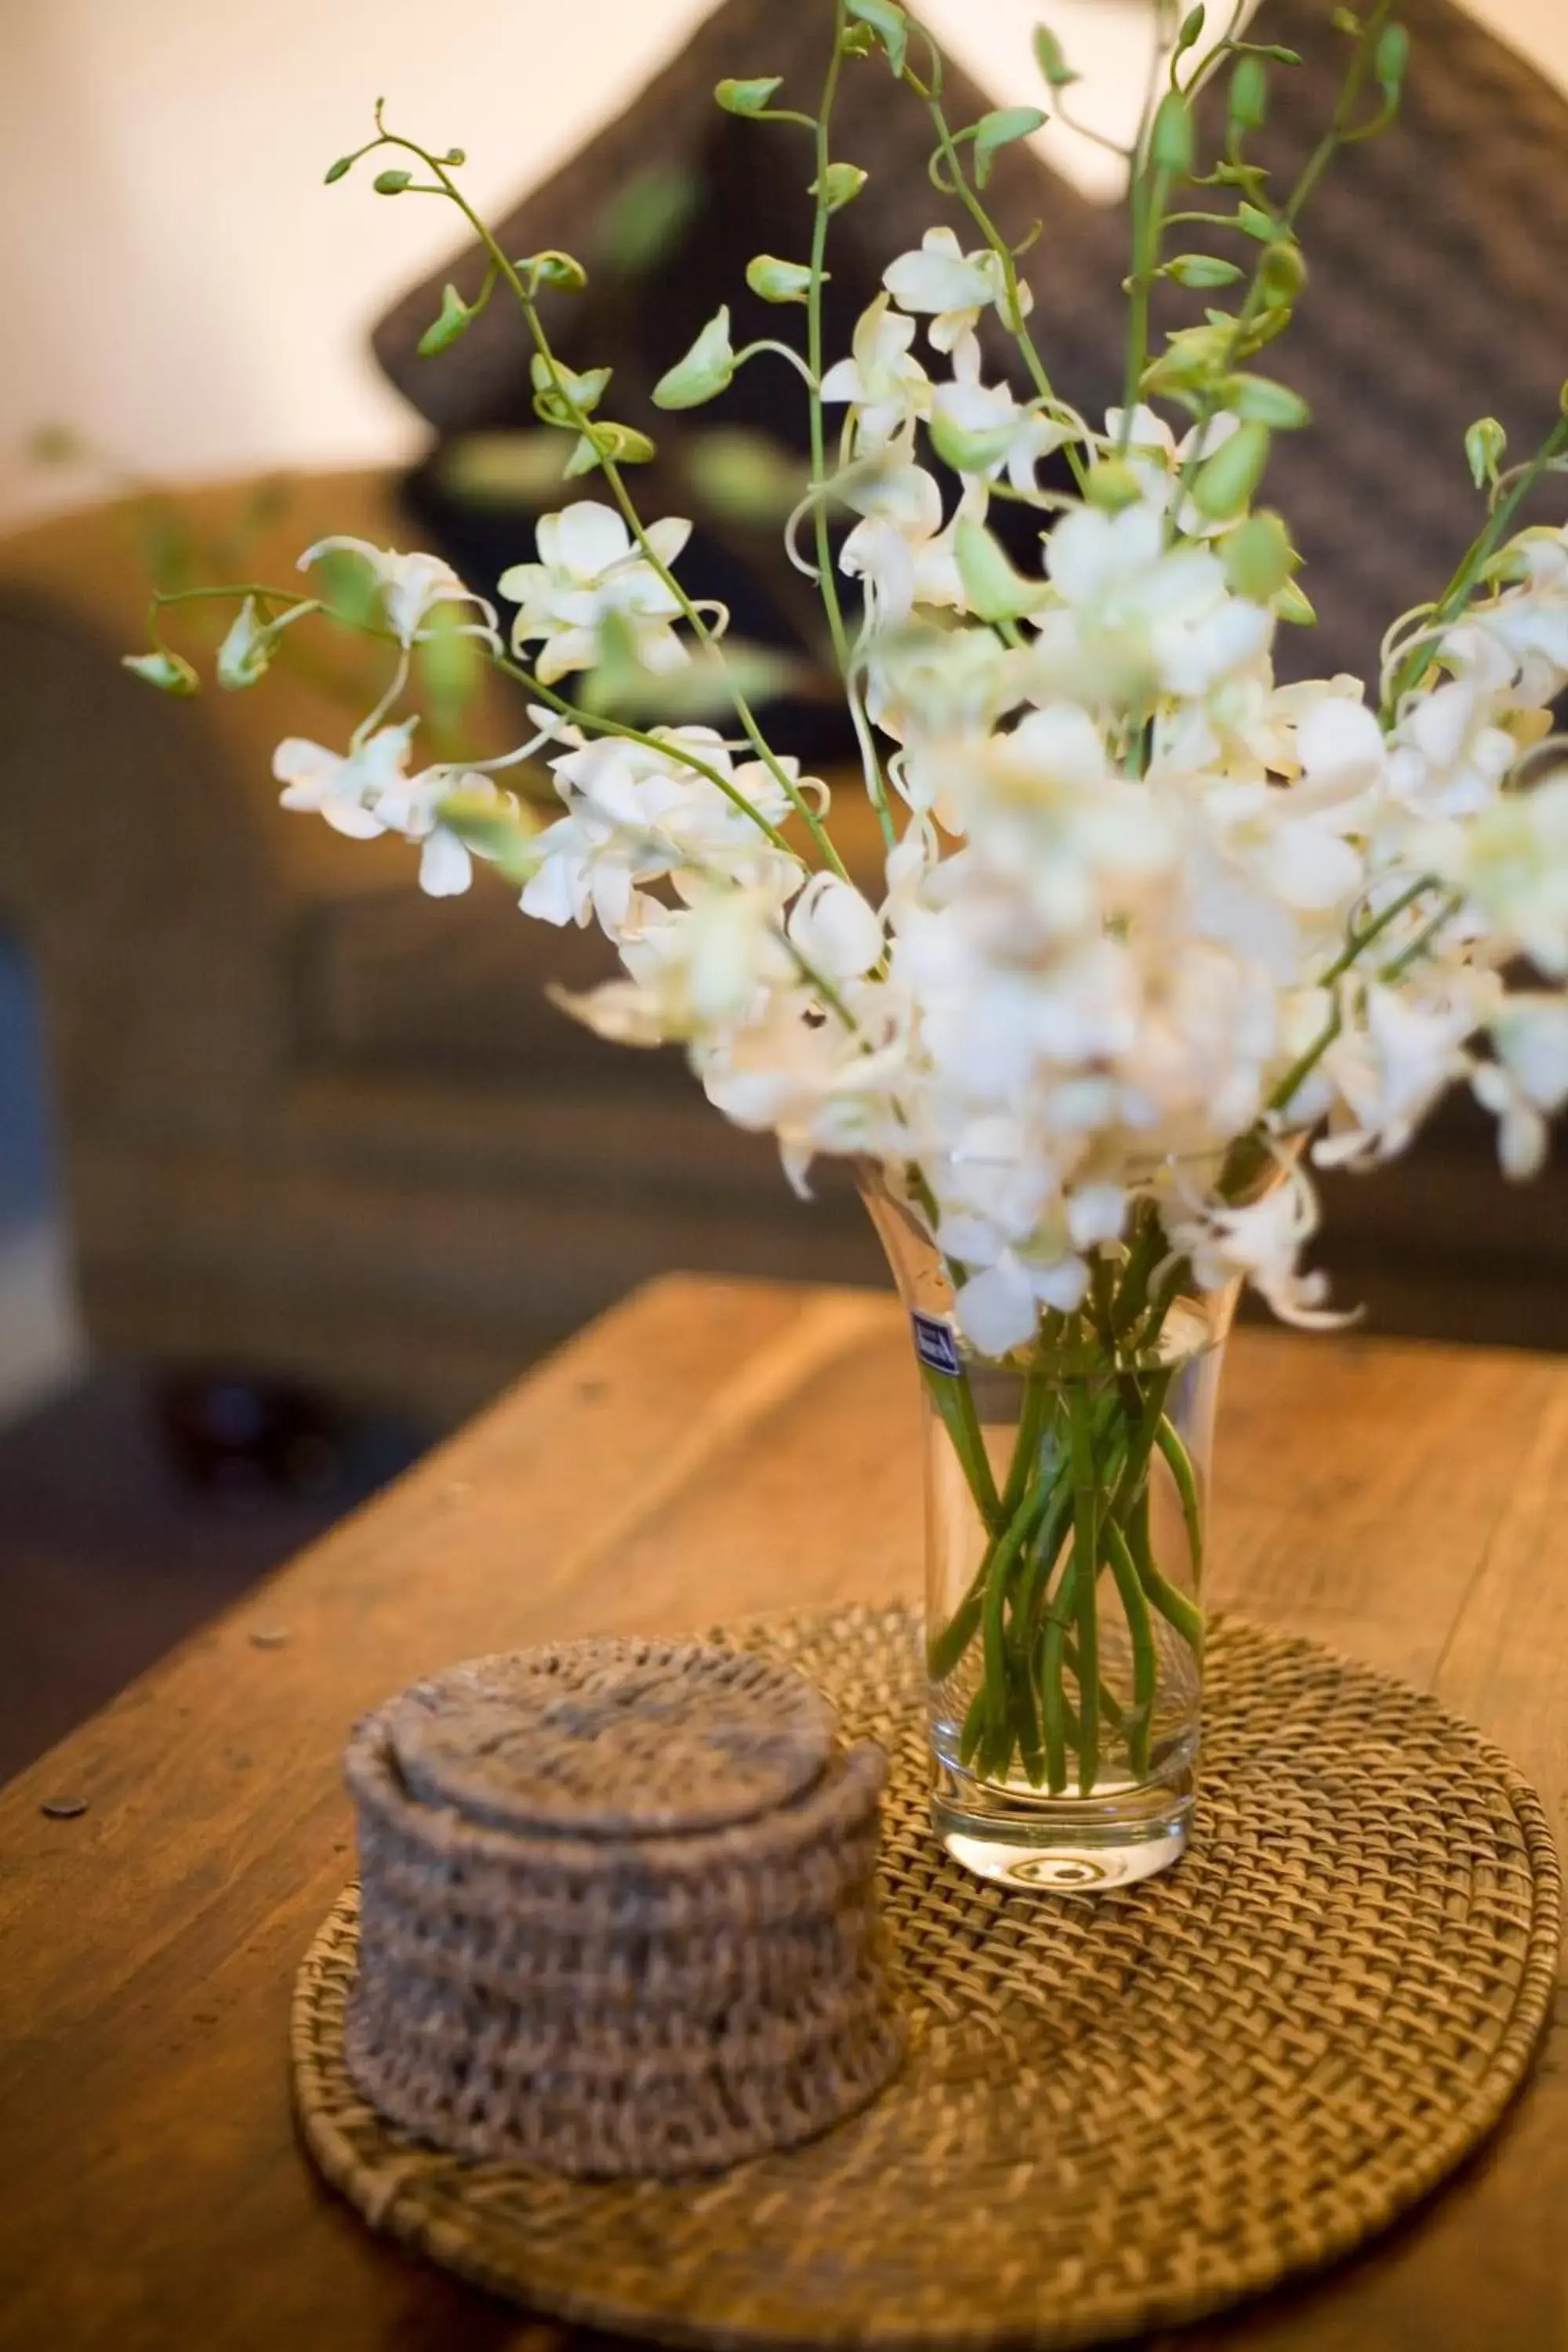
left=2, top=1276, right=1564, bottom=2352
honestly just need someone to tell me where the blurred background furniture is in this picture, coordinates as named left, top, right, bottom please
left=5, top=0, right=1568, bottom=1444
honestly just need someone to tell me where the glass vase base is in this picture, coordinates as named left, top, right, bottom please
left=931, top=1759, right=1194, bottom=1891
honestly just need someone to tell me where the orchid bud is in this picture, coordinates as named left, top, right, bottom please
left=528, top=250, right=588, bottom=293
left=844, top=0, right=908, bottom=76
left=122, top=649, right=200, bottom=696
left=1376, top=20, right=1409, bottom=99
left=953, top=516, right=1047, bottom=621
left=1465, top=416, right=1507, bottom=489
left=974, top=106, right=1047, bottom=189
left=1225, top=375, right=1309, bottom=430
left=928, top=405, right=1019, bottom=477
left=1176, top=5, right=1206, bottom=53
left=811, top=162, right=868, bottom=212
left=1276, top=578, right=1316, bottom=625
left=1083, top=459, right=1144, bottom=512
left=216, top=597, right=271, bottom=690
left=1258, top=239, right=1306, bottom=303
left=653, top=309, right=736, bottom=409
left=1162, top=253, right=1245, bottom=289
left=714, top=75, right=783, bottom=115
left=746, top=254, right=814, bottom=304
left=1150, top=93, right=1193, bottom=175
left=1221, top=510, right=1296, bottom=601
left=1190, top=418, right=1271, bottom=519
left=1229, top=56, right=1268, bottom=132
left=1032, top=25, right=1080, bottom=88
left=417, top=283, right=473, bottom=358
left=372, top=168, right=412, bottom=194
left=564, top=422, right=656, bottom=477
left=324, top=154, right=355, bottom=185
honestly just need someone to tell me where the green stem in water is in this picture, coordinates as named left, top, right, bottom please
left=1065, top=1387, right=1102, bottom=1795
left=1155, top=1414, right=1204, bottom=1581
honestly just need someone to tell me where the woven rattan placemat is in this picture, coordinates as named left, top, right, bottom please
left=293, top=1607, right=1560, bottom=2350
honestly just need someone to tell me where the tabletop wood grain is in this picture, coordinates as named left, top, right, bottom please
left=1, top=1275, right=1563, bottom=2352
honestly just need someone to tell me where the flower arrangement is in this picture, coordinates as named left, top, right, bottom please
left=127, top=0, right=1568, bottom=1879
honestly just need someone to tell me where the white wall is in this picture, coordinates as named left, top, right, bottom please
left=1, top=0, right=1564, bottom=528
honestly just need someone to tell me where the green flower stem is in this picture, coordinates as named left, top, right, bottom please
left=1065, top=1385, right=1102, bottom=1795
left=921, top=1365, right=1003, bottom=1535
left=1132, top=1546, right=1205, bottom=1653
left=979, top=1475, right=1057, bottom=1763
left=489, top=655, right=801, bottom=860
left=1100, top=1519, right=1157, bottom=1777
left=1171, top=3, right=1396, bottom=516
left=1119, top=163, right=1172, bottom=458
left=1038, top=1555, right=1075, bottom=1795
left=802, top=3, right=895, bottom=848
left=912, top=60, right=1091, bottom=497
left=1385, top=414, right=1568, bottom=714
left=1155, top=1414, right=1203, bottom=1577
left=367, top=120, right=851, bottom=885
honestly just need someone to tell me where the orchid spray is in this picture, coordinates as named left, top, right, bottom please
left=129, top=1, right=1568, bottom=1881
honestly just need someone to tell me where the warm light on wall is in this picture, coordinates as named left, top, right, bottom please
left=0, top=0, right=1564, bottom=527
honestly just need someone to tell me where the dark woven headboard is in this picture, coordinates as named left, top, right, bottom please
left=375, top=0, right=1568, bottom=684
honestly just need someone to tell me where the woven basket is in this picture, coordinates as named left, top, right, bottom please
left=341, top=1636, right=905, bottom=2176
left=296, top=1606, right=1559, bottom=2350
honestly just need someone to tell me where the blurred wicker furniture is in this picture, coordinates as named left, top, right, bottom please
left=5, top=0, right=1568, bottom=1421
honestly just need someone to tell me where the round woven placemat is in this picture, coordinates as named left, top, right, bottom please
left=294, top=1607, right=1560, bottom=2351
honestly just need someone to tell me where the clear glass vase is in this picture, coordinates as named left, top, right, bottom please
left=862, top=1174, right=1236, bottom=1893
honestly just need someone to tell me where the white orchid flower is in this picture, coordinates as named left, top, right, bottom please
left=818, top=294, right=931, bottom=452
left=931, top=335, right=1069, bottom=493
left=499, top=502, right=692, bottom=684
left=371, top=768, right=516, bottom=898
left=273, top=721, right=417, bottom=839
left=883, top=227, right=1031, bottom=353
left=1388, top=624, right=1520, bottom=817
left=299, top=538, right=499, bottom=650
left=1165, top=1162, right=1346, bottom=1328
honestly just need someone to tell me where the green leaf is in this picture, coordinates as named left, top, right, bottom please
left=953, top=516, right=1048, bottom=621
left=1150, top=93, right=1193, bottom=174
left=323, top=154, right=355, bottom=185
left=714, top=74, right=783, bottom=115
left=746, top=253, right=814, bottom=303
left=417, top=282, right=473, bottom=358
left=844, top=0, right=908, bottom=77
left=652, top=307, right=736, bottom=410
left=1032, top=24, right=1080, bottom=88
left=811, top=161, right=868, bottom=212
left=122, top=649, right=200, bottom=696
left=1161, top=252, right=1246, bottom=289
left=974, top=107, right=1047, bottom=189
left=372, top=168, right=412, bottom=194
left=1225, top=373, right=1310, bottom=429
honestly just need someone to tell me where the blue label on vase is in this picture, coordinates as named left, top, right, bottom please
left=912, top=1311, right=961, bottom=1377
